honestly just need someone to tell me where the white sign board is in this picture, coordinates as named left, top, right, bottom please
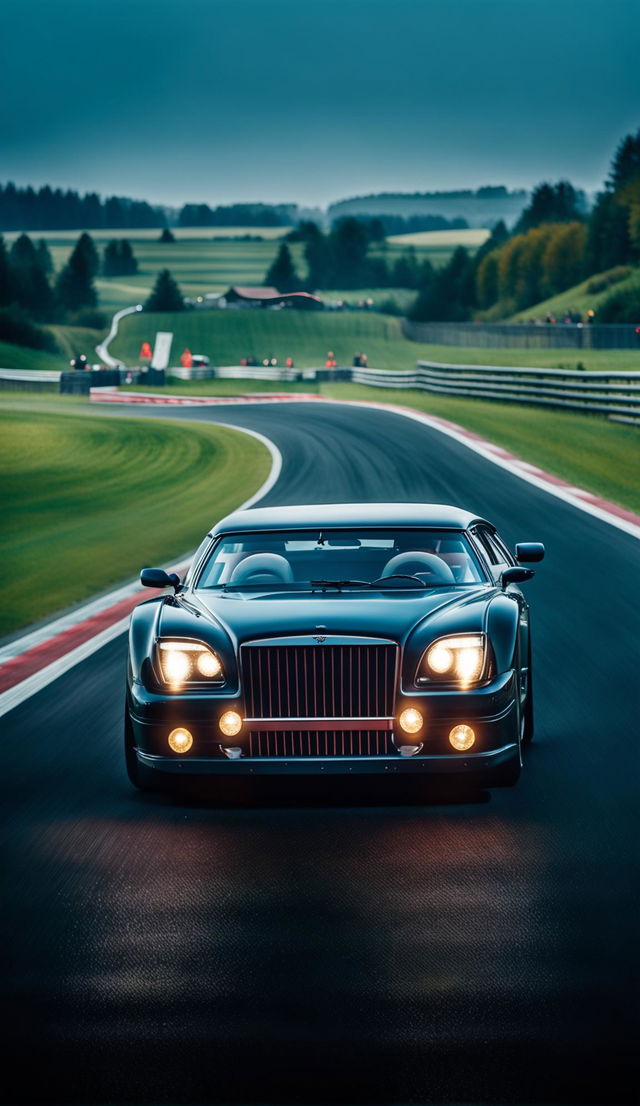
left=151, top=331, right=173, bottom=370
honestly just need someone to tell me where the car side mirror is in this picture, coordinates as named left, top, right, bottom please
left=501, top=566, right=535, bottom=589
left=515, top=542, right=545, bottom=563
left=140, top=568, right=181, bottom=592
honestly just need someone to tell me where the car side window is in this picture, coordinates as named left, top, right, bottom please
left=490, top=531, right=516, bottom=566
left=471, top=527, right=499, bottom=567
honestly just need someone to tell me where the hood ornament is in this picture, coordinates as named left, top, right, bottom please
left=314, top=625, right=327, bottom=644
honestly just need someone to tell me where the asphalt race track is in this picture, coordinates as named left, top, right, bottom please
left=4, top=400, right=639, bottom=1105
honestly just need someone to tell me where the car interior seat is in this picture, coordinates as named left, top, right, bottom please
left=380, top=551, right=456, bottom=585
left=228, top=552, right=295, bottom=585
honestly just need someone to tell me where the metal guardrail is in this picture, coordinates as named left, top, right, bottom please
left=353, top=362, right=640, bottom=422
left=402, top=319, right=640, bottom=350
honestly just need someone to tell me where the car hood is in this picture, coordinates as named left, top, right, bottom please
left=182, top=585, right=493, bottom=647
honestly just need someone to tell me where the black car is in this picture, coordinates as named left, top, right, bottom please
left=125, top=503, right=544, bottom=791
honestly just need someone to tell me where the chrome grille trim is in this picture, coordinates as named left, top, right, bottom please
left=248, top=729, right=396, bottom=758
left=240, top=640, right=398, bottom=722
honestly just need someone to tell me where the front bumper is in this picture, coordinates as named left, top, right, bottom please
left=129, top=669, right=520, bottom=779
left=136, top=743, right=518, bottom=776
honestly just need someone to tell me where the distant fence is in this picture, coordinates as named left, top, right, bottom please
left=0, top=368, right=59, bottom=392
left=353, top=362, right=640, bottom=422
left=402, top=320, right=640, bottom=350
left=170, top=365, right=352, bottom=382
left=3, top=361, right=638, bottom=422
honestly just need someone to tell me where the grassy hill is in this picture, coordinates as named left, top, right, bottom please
left=510, top=267, right=640, bottom=321
left=111, top=308, right=640, bottom=372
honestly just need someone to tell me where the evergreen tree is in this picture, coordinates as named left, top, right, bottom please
left=159, top=227, right=175, bottom=243
left=102, top=238, right=138, bottom=277
left=75, top=232, right=100, bottom=278
left=330, top=218, right=369, bottom=288
left=515, top=181, right=584, bottom=233
left=607, top=129, right=640, bottom=191
left=102, top=239, right=120, bottom=277
left=303, top=223, right=331, bottom=289
left=409, top=247, right=475, bottom=321
left=264, top=243, right=301, bottom=290
left=392, top=249, right=421, bottom=288
left=36, top=239, right=54, bottom=275
left=0, top=236, right=13, bottom=306
left=119, top=239, right=138, bottom=275
left=9, top=233, right=54, bottom=318
left=55, top=236, right=98, bottom=312
left=144, top=269, right=185, bottom=311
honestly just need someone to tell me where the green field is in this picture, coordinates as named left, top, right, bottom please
left=3, top=225, right=490, bottom=316
left=0, top=403, right=270, bottom=633
left=3, top=228, right=301, bottom=313
left=111, top=308, right=640, bottom=372
left=510, top=268, right=640, bottom=321
left=386, top=228, right=490, bottom=249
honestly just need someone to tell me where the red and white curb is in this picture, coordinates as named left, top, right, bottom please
left=0, top=423, right=281, bottom=719
left=91, top=388, right=324, bottom=406
left=1, top=393, right=638, bottom=717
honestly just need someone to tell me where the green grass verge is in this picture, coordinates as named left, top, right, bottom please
left=0, top=405, right=270, bottom=635
left=111, top=308, right=640, bottom=373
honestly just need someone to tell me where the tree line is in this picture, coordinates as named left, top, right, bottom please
left=408, top=129, right=640, bottom=324
left=0, top=231, right=144, bottom=350
left=264, top=218, right=436, bottom=293
left=177, top=202, right=298, bottom=227
left=0, top=183, right=167, bottom=231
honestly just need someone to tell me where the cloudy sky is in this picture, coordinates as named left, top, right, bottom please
left=2, top=0, right=638, bottom=208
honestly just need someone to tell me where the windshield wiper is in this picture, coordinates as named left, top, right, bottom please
left=368, top=574, right=429, bottom=589
left=310, top=579, right=369, bottom=591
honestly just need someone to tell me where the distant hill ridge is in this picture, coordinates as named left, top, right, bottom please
left=327, top=187, right=529, bottom=229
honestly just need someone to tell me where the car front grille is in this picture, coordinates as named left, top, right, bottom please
left=248, top=729, right=395, bottom=758
left=241, top=641, right=397, bottom=719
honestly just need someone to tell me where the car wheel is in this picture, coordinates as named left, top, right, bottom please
left=124, top=703, right=160, bottom=792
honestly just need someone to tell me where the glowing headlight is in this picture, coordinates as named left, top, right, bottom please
left=158, top=641, right=224, bottom=686
left=419, top=634, right=486, bottom=686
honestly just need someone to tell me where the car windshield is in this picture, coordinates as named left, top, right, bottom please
left=196, top=529, right=487, bottom=590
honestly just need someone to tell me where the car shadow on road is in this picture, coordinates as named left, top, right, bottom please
left=128, top=775, right=492, bottom=810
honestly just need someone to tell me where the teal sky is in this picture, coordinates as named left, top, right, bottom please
left=1, top=0, right=638, bottom=207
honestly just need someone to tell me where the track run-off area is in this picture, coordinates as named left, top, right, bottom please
left=3, top=395, right=639, bottom=1105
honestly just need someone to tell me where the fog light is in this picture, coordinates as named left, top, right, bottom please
left=398, top=707, right=423, bottom=735
left=219, top=710, right=242, bottom=738
left=449, top=724, right=475, bottom=751
left=168, top=727, right=193, bottom=753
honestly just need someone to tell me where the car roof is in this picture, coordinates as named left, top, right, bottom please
left=211, top=503, right=490, bottom=536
